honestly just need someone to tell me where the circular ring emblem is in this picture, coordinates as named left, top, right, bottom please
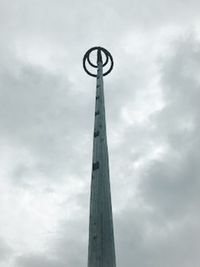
left=83, top=46, right=114, bottom=77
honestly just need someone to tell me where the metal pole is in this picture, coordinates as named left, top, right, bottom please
left=83, top=47, right=116, bottom=267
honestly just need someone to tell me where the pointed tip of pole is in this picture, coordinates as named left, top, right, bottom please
left=97, top=47, right=102, bottom=64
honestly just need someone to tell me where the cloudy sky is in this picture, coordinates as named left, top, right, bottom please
left=0, top=0, right=200, bottom=266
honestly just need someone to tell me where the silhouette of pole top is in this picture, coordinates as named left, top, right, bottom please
left=83, top=46, right=114, bottom=77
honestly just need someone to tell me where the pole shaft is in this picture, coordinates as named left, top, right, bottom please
left=88, top=51, right=116, bottom=267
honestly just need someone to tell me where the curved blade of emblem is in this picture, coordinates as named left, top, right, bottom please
left=83, top=46, right=114, bottom=77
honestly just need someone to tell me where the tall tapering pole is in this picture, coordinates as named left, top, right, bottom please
left=83, top=47, right=116, bottom=267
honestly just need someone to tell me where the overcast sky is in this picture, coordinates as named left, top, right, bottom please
left=0, top=0, right=200, bottom=267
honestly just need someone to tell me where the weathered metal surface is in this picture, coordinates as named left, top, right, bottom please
left=84, top=47, right=116, bottom=267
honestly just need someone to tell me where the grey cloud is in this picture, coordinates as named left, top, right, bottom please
left=0, top=238, right=12, bottom=262
left=141, top=152, right=200, bottom=219
left=141, top=35, right=200, bottom=217
left=16, top=213, right=89, bottom=267
left=116, top=208, right=199, bottom=267
left=109, top=35, right=200, bottom=267
left=0, top=56, right=94, bottom=184
left=16, top=254, right=62, bottom=267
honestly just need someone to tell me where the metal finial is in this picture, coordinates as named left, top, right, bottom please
left=83, top=46, right=114, bottom=77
